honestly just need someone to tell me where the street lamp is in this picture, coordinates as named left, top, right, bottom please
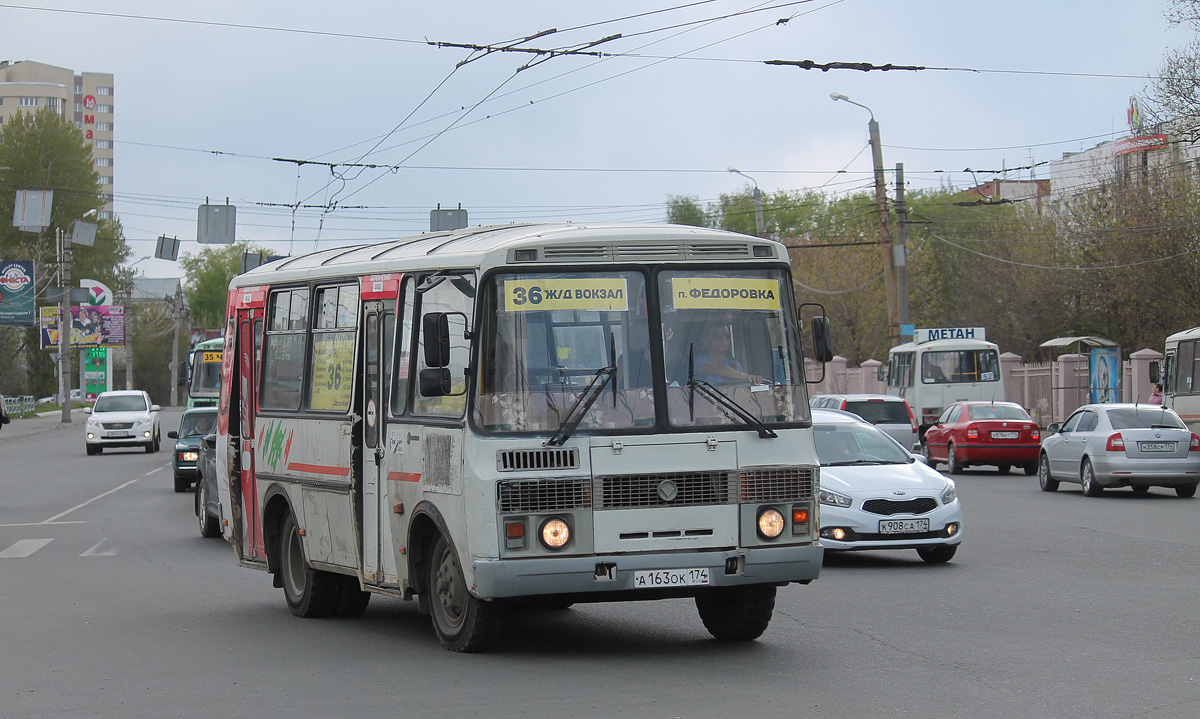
left=829, top=92, right=907, bottom=348
left=727, top=167, right=766, bottom=237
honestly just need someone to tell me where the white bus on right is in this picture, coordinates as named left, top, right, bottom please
left=1158, top=325, right=1200, bottom=433
left=885, top=327, right=1005, bottom=440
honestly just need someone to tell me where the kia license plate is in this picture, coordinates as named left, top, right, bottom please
left=1139, top=442, right=1175, bottom=452
left=879, top=518, right=929, bottom=534
left=991, top=431, right=1019, bottom=439
left=632, top=568, right=710, bottom=589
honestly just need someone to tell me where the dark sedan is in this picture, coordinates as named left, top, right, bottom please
left=168, top=408, right=217, bottom=492
left=195, top=430, right=221, bottom=538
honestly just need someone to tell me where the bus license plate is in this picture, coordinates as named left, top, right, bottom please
left=1140, top=442, right=1175, bottom=452
left=632, top=568, right=710, bottom=589
left=991, top=431, right=1019, bottom=439
left=879, top=518, right=929, bottom=534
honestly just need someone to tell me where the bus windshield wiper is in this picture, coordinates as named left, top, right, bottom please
left=545, top=335, right=618, bottom=447
left=687, top=345, right=777, bottom=440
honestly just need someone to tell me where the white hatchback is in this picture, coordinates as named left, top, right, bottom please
left=814, top=408, right=963, bottom=563
left=84, top=390, right=161, bottom=455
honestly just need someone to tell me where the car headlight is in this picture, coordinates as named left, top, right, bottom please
left=941, top=481, right=957, bottom=505
left=135, top=417, right=151, bottom=425
left=819, top=489, right=852, bottom=508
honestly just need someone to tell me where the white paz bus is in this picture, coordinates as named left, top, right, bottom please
left=213, top=223, right=834, bottom=651
left=885, top=327, right=1005, bottom=439
left=1156, top=326, right=1200, bottom=432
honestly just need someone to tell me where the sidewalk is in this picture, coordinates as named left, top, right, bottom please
left=2, top=408, right=89, bottom=440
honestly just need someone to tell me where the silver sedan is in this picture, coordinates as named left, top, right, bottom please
left=1037, top=403, right=1200, bottom=497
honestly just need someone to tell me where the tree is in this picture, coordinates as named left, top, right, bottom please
left=0, top=108, right=130, bottom=397
left=666, top=195, right=708, bottom=227
left=1148, top=0, right=1200, bottom=134
left=179, top=242, right=266, bottom=329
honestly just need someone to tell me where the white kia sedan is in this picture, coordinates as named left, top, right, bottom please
left=84, top=390, right=161, bottom=455
left=814, top=408, right=963, bottom=563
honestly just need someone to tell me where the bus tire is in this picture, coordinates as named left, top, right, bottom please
left=279, top=513, right=337, bottom=618
left=333, top=575, right=372, bottom=617
left=695, top=585, right=776, bottom=641
left=428, top=535, right=498, bottom=652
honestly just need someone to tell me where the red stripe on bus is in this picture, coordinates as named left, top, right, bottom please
left=287, top=462, right=351, bottom=477
left=387, top=472, right=421, bottom=482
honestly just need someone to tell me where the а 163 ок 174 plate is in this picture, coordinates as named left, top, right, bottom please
left=632, top=567, right=710, bottom=589
left=879, top=518, right=929, bottom=534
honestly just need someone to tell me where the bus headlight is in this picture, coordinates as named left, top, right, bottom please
left=540, top=517, right=570, bottom=550
left=756, top=507, right=785, bottom=539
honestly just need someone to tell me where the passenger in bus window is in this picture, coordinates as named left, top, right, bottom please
left=1149, top=383, right=1163, bottom=405
left=923, top=363, right=946, bottom=383
left=695, top=327, right=763, bottom=385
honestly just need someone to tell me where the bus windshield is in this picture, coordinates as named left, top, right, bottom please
left=190, top=355, right=222, bottom=398
left=473, top=267, right=809, bottom=435
left=921, top=349, right=1000, bottom=384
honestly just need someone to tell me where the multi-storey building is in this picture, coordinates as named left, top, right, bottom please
left=0, top=60, right=114, bottom=219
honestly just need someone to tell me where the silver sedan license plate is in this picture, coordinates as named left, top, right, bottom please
left=879, top=518, right=929, bottom=534
left=1140, top=442, right=1175, bottom=452
left=632, top=568, right=710, bottom=589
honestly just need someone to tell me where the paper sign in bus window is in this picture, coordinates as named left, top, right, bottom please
left=671, top=278, right=782, bottom=310
left=503, top=278, right=628, bottom=312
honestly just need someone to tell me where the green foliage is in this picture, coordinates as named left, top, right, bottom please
left=179, top=242, right=265, bottom=329
left=0, top=108, right=130, bottom=397
left=666, top=195, right=709, bottom=227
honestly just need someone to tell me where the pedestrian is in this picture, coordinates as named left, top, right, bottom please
left=0, top=393, right=9, bottom=429
left=1149, top=383, right=1163, bottom=405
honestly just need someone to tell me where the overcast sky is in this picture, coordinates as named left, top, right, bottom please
left=1, top=1, right=1189, bottom=279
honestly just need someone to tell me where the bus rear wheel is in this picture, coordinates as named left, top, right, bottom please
left=279, top=513, right=337, bottom=618
left=428, top=535, right=498, bottom=652
left=695, top=585, right=776, bottom=641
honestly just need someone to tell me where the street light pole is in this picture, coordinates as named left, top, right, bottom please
left=57, top=226, right=72, bottom=423
left=830, top=93, right=900, bottom=348
left=727, top=167, right=766, bottom=238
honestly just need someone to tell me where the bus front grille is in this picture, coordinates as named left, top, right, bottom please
left=497, top=478, right=592, bottom=514
left=739, top=466, right=817, bottom=502
left=497, top=447, right=580, bottom=472
left=594, top=471, right=737, bottom=509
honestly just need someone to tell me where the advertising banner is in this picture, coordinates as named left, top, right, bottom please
left=1089, top=348, right=1121, bottom=404
left=0, top=260, right=37, bottom=326
left=40, top=305, right=127, bottom=349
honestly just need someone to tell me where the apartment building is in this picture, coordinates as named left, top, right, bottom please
left=0, top=60, right=114, bottom=219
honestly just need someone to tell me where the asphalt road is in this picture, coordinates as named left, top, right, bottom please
left=2, top=409, right=1198, bottom=719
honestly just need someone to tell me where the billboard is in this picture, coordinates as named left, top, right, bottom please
left=40, top=305, right=127, bottom=349
left=1089, top=348, right=1121, bottom=404
left=0, top=260, right=37, bottom=326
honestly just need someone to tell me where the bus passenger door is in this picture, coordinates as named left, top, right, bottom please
left=237, top=309, right=266, bottom=561
left=360, top=301, right=395, bottom=585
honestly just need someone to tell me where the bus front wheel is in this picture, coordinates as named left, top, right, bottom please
left=279, top=513, right=337, bottom=618
left=428, top=535, right=498, bottom=652
left=695, top=585, right=776, bottom=641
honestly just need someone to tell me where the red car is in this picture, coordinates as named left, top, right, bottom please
left=922, top=401, right=1041, bottom=475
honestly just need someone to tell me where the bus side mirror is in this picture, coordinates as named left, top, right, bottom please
left=811, top=316, right=834, bottom=363
left=419, top=368, right=452, bottom=397
left=422, top=313, right=451, bottom=367
left=1149, top=360, right=1161, bottom=384
left=876, top=365, right=886, bottom=382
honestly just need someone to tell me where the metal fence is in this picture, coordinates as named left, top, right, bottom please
left=2, top=395, right=36, bottom=418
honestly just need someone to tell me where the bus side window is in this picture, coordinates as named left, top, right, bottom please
left=391, top=280, right=416, bottom=415
left=414, top=273, right=474, bottom=416
left=1179, top=340, right=1195, bottom=394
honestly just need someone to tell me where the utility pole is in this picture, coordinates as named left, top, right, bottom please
left=895, top=162, right=909, bottom=332
left=170, top=284, right=181, bottom=407
left=831, top=93, right=900, bottom=348
left=124, top=277, right=133, bottom=389
left=58, top=228, right=73, bottom=423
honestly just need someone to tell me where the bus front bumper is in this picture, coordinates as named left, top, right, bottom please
left=471, top=543, right=822, bottom=599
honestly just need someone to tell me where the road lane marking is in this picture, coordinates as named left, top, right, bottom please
left=144, top=467, right=163, bottom=476
left=1, top=521, right=86, bottom=527
left=80, top=539, right=117, bottom=557
left=39, top=478, right=140, bottom=525
left=0, top=538, right=54, bottom=558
